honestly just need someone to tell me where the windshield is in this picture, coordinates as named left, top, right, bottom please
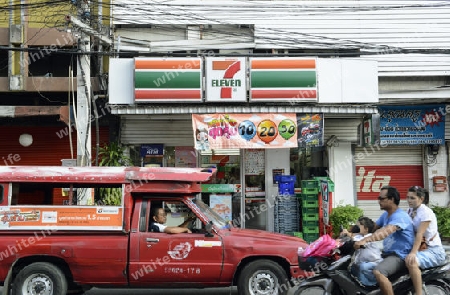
left=192, top=198, right=228, bottom=228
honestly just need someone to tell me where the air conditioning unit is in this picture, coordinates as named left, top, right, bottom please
left=219, top=49, right=252, bottom=55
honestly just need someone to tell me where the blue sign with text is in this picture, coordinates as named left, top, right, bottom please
left=379, top=105, right=446, bottom=145
left=140, top=144, right=164, bottom=157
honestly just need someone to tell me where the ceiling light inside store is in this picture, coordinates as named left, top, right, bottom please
left=200, top=149, right=240, bottom=156
left=19, top=133, right=33, bottom=147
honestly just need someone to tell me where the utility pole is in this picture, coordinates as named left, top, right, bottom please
left=67, top=1, right=112, bottom=204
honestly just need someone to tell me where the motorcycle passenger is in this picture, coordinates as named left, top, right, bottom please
left=405, top=186, right=446, bottom=295
left=344, top=217, right=383, bottom=286
left=354, top=185, right=415, bottom=295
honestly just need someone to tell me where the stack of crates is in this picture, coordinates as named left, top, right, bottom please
left=301, top=180, right=320, bottom=243
left=274, top=175, right=299, bottom=234
left=274, top=195, right=300, bottom=234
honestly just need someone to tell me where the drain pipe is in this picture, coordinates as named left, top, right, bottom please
left=92, top=94, right=106, bottom=166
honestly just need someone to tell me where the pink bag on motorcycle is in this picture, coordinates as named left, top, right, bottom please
left=302, top=234, right=337, bottom=258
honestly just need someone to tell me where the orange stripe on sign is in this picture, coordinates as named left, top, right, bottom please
left=135, top=59, right=201, bottom=70
left=251, top=89, right=317, bottom=99
left=135, top=89, right=202, bottom=99
left=251, top=59, right=316, bottom=69
left=212, top=60, right=236, bottom=70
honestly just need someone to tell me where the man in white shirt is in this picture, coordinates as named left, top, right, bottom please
left=149, top=207, right=194, bottom=234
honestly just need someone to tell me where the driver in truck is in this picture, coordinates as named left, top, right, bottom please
left=149, top=207, right=195, bottom=234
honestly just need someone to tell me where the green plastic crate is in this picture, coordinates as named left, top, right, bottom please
left=302, top=206, right=318, bottom=214
left=303, top=212, right=319, bottom=221
left=301, top=193, right=318, bottom=201
left=302, top=187, right=319, bottom=194
left=301, top=180, right=319, bottom=189
left=302, top=220, right=319, bottom=227
left=302, top=200, right=319, bottom=208
left=303, top=226, right=320, bottom=234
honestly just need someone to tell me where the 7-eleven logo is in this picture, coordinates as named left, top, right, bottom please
left=212, top=60, right=242, bottom=99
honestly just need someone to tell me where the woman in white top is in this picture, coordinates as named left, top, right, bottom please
left=405, top=186, right=446, bottom=295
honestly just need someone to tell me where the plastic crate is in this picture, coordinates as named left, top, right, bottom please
left=302, top=200, right=319, bottom=208
left=301, top=180, right=319, bottom=189
left=303, top=213, right=319, bottom=221
left=302, top=220, right=319, bottom=227
left=302, top=206, right=318, bottom=214
left=275, top=175, right=296, bottom=183
left=278, top=182, right=295, bottom=195
left=301, top=193, right=318, bottom=201
left=302, top=187, right=319, bottom=194
left=303, top=226, right=320, bottom=234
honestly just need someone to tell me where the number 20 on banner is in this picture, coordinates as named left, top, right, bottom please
left=238, top=119, right=296, bottom=144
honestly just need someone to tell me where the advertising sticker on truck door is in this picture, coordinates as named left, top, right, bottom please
left=0, top=206, right=123, bottom=230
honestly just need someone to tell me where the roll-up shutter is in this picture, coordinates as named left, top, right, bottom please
left=354, top=145, right=423, bottom=221
left=120, top=115, right=194, bottom=146
left=324, top=117, right=363, bottom=143
left=0, top=126, right=109, bottom=166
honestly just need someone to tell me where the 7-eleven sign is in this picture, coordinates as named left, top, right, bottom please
left=205, top=57, right=247, bottom=102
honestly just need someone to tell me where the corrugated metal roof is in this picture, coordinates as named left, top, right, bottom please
left=111, top=104, right=378, bottom=115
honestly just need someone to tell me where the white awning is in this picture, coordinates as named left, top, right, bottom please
left=110, top=104, right=378, bottom=116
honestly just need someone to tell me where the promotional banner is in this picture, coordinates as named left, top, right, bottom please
left=192, top=114, right=298, bottom=150
left=379, top=105, right=446, bottom=145
left=0, top=206, right=123, bottom=230
left=297, top=113, right=324, bottom=147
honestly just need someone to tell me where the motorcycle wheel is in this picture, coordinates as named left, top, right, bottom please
left=294, top=286, right=325, bottom=295
left=420, top=280, right=450, bottom=295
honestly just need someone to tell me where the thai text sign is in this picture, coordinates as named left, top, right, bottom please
left=192, top=114, right=298, bottom=150
left=379, top=105, right=446, bottom=145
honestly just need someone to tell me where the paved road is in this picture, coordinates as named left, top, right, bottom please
left=1, top=286, right=298, bottom=295
left=84, top=287, right=238, bottom=295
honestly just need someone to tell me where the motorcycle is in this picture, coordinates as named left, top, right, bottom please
left=293, top=236, right=450, bottom=295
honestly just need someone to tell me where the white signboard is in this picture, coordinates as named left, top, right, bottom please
left=205, top=57, right=247, bottom=102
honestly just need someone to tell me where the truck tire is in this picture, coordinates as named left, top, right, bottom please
left=237, top=259, right=289, bottom=295
left=12, top=262, right=68, bottom=295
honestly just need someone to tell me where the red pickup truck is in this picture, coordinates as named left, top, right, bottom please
left=0, top=166, right=309, bottom=295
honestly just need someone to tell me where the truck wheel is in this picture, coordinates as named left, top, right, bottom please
left=238, top=259, right=289, bottom=295
left=12, top=262, right=68, bottom=295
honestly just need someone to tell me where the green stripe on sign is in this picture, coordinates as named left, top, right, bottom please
left=251, top=71, right=316, bottom=88
left=135, top=71, right=201, bottom=89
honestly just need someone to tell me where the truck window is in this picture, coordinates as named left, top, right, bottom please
left=139, top=200, right=148, bottom=232
left=0, top=184, right=3, bottom=203
left=9, top=182, right=123, bottom=206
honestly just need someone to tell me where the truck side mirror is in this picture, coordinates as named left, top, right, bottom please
left=205, top=221, right=214, bottom=237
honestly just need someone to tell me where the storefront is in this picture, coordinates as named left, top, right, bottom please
left=110, top=56, right=379, bottom=231
left=353, top=104, right=448, bottom=221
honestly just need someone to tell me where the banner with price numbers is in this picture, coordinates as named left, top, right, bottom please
left=0, top=206, right=123, bottom=230
left=192, top=113, right=298, bottom=150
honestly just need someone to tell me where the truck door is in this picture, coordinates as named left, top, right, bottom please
left=129, top=199, right=224, bottom=286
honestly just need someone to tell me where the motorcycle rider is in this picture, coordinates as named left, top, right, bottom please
left=343, top=216, right=383, bottom=286
left=355, top=185, right=415, bottom=295
left=405, top=186, right=446, bottom=295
